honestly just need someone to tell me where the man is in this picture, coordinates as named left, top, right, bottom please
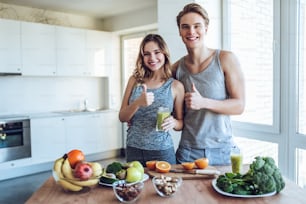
left=173, top=3, right=245, bottom=165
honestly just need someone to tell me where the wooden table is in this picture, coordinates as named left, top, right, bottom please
left=25, top=166, right=306, bottom=204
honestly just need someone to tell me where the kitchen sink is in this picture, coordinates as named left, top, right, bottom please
left=53, top=108, right=104, bottom=115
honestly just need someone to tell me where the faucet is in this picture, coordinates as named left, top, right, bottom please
left=84, top=99, right=88, bottom=111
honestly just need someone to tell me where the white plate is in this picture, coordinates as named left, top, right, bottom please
left=99, top=173, right=149, bottom=187
left=211, top=179, right=276, bottom=198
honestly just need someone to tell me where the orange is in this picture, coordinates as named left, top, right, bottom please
left=155, top=161, right=171, bottom=173
left=67, top=149, right=85, bottom=169
left=181, top=162, right=195, bottom=170
left=195, top=158, right=209, bottom=169
left=146, top=160, right=157, bottom=170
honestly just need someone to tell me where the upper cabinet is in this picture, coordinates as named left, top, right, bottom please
left=56, top=26, right=87, bottom=76
left=0, top=19, right=22, bottom=73
left=86, top=30, right=113, bottom=77
left=0, top=18, right=115, bottom=77
left=21, top=22, right=57, bottom=76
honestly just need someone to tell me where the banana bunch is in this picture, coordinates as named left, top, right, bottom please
left=53, top=155, right=103, bottom=192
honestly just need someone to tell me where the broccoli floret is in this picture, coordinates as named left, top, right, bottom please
left=250, top=156, right=265, bottom=171
left=273, top=168, right=286, bottom=193
left=264, top=156, right=276, bottom=166
left=253, top=172, right=276, bottom=194
left=249, top=156, right=285, bottom=193
left=106, top=161, right=123, bottom=174
left=262, top=163, right=274, bottom=175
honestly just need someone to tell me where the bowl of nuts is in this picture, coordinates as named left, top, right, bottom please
left=112, top=180, right=144, bottom=203
left=152, top=175, right=182, bottom=197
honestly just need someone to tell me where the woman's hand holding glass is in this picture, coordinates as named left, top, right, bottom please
left=160, top=116, right=177, bottom=132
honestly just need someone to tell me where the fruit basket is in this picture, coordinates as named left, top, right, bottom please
left=52, top=151, right=103, bottom=193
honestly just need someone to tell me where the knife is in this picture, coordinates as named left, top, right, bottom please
left=169, top=169, right=221, bottom=175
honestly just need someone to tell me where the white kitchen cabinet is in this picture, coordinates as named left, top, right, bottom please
left=0, top=19, right=22, bottom=73
left=65, top=114, right=102, bottom=155
left=30, top=111, right=122, bottom=164
left=86, top=30, right=113, bottom=76
left=56, top=26, right=87, bottom=76
left=0, top=18, right=116, bottom=77
left=30, top=117, right=66, bottom=163
left=99, top=111, right=122, bottom=152
left=21, top=22, right=56, bottom=76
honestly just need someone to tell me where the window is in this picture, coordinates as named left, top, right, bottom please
left=297, top=0, right=306, bottom=188
left=224, top=0, right=279, bottom=166
left=235, top=137, right=278, bottom=164
left=121, top=31, right=157, bottom=89
left=227, top=0, right=276, bottom=127
left=122, top=36, right=143, bottom=88
left=298, top=0, right=306, bottom=135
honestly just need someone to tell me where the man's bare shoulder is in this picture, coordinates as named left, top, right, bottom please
left=219, top=50, right=238, bottom=62
left=219, top=49, right=240, bottom=70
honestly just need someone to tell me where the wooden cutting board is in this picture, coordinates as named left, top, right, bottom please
left=145, top=164, right=218, bottom=180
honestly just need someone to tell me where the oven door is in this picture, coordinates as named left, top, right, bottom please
left=0, top=120, right=31, bottom=163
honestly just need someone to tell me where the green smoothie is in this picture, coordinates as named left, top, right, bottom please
left=231, top=154, right=243, bottom=174
left=156, top=108, right=170, bottom=131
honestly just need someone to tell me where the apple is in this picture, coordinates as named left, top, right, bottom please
left=74, top=162, right=93, bottom=180
left=125, top=167, right=143, bottom=183
left=128, top=161, right=144, bottom=175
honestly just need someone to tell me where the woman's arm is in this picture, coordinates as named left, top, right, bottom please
left=162, top=79, right=185, bottom=131
left=119, top=76, right=154, bottom=122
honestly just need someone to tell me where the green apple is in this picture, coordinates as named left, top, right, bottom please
left=126, top=167, right=142, bottom=183
left=128, top=161, right=144, bottom=175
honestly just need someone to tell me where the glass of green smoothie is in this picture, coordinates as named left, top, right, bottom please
left=156, top=107, right=170, bottom=131
left=230, top=149, right=243, bottom=174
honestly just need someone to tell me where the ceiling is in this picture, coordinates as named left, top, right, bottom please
left=0, top=0, right=157, bottom=19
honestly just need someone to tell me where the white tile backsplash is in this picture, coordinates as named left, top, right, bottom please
left=0, top=76, right=108, bottom=114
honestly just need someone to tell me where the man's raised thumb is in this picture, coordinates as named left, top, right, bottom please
left=192, top=83, right=199, bottom=93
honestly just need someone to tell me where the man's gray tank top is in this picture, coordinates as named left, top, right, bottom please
left=176, top=50, right=233, bottom=149
left=126, top=78, right=174, bottom=150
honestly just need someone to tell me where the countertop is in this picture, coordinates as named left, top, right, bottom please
left=0, top=108, right=116, bottom=120
left=25, top=166, right=306, bottom=204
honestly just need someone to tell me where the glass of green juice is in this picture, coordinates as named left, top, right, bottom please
left=230, top=149, right=243, bottom=174
left=156, top=107, right=170, bottom=131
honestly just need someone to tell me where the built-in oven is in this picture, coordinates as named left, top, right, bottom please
left=0, top=116, right=31, bottom=163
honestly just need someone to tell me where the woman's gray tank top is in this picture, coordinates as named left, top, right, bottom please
left=126, top=78, right=174, bottom=150
left=176, top=50, right=233, bottom=149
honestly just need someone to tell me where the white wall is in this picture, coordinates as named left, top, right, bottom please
left=103, top=6, right=157, bottom=32
left=0, top=77, right=108, bottom=115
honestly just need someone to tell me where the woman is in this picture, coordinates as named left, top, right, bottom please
left=119, top=34, right=185, bottom=165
